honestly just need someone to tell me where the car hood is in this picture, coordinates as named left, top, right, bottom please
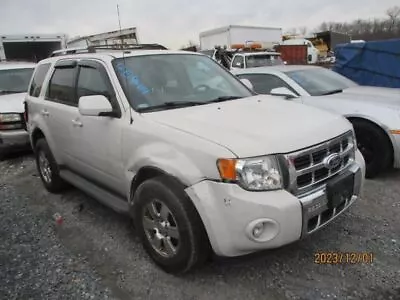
left=144, top=95, right=351, bottom=158
left=0, top=92, right=26, bottom=113
left=341, top=86, right=400, bottom=105
left=317, top=87, right=400, bottom=109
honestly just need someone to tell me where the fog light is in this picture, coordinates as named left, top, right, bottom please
left=246, top=218, right=279, bottom=242
left=252, top=223, right=265, bottom=238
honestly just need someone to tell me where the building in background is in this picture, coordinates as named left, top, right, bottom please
left=67, top=27, right=138, bottom=48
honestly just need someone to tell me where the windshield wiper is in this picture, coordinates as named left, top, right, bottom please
left=207, top=96, right=242, bottom=103
left=321, top=89, right=343, bottom=95
left=137, top=101, right=204, bottom=112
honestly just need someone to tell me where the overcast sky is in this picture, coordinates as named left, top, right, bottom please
left=1, top=0, right=398, bottom=49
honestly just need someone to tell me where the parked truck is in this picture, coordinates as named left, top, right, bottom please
left=278, top=38, right=319, bottom=64
left=199, top=25, right=282, bottom=51
left=0, top=34, right=66, bottom=62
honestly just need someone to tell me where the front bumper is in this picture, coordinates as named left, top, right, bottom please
left=185, top=150, right=365, bottom=257
left=0, top=129, right=30, bottom=154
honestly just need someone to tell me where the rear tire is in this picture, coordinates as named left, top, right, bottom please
left=351, top=119, right=393, bottom=178
left=133, top=176, right=210, bottom=274
left=35, top=138, right=68, bottom=193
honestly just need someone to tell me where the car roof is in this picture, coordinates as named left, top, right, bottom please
left=232, top=64, right=322, bottom=74
left=0, top=61, right=36, bottom=70
left=38, top=50, right=202, bottom=65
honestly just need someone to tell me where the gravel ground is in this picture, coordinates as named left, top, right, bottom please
left=1, top=153, right=399, bottom=300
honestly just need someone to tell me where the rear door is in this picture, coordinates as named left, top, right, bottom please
left=43, top=60, right=80, bottom=164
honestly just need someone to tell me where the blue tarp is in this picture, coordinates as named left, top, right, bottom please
left=333, top=39, right=400, bottom=88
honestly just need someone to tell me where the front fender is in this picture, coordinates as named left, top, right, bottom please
left=124, top=141, right=221, bottom=199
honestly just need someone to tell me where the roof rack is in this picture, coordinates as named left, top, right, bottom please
left=50, top=43, right=168, bottom=57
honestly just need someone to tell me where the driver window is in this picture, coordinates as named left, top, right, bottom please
left=232, top=56, right=244, bottom=68
left=77, top=65, right=119, bottom=112
left=77, top=66, right=114, bottom=100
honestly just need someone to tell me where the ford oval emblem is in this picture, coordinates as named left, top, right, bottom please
left=323, top=153, right=342, bottom=170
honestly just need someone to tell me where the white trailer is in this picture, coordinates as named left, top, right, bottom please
left=67, top=27, right=139, bottom=48
left=199, top=25, right=282, bottom=50
left=0, top=34, right=66, bottom=62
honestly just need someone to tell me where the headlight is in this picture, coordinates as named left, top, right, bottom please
left=217, top=155, right=283, bottom=191
left=0, top=113, right=21, bottom=123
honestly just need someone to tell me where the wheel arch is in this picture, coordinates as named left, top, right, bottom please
left=129, top=166, right=212, bottom=256
left=346, top=115, right=394, bottom=166
left=31, top=127, right=45, bottom=150
left=129, top=166, right=188, bottom=203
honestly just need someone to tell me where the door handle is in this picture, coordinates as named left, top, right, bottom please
left=41, top=110, right=50, bottom=117
left=72, top=119, right=83, bottom=127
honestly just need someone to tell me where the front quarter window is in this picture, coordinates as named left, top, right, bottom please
left=112, top=54, right=252, bottom=111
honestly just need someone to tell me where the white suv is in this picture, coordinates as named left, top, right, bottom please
left=0, top=62, right=35, bottom=157
left=25, top=48, right=365, bottom=273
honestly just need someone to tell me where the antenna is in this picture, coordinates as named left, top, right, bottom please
left=117, top=4, right=133, bottom=124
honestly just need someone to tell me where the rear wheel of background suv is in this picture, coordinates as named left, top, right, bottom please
left=133, top=176, right=210, bottom=274
left=35, top=138, right=68, bottom=193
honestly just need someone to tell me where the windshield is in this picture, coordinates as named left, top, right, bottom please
left=285, top=68, right=358, bottom=96
left=112, top=54, right=253, bottom=111
left=0, top=68, right=34, bottom=94
left=245, top=54, right=284, bottom=68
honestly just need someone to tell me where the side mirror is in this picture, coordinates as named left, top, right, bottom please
left=270, top=87, right=297, bottom=99
left=240, top=78, right=254, bottom=91
left=78, top=95, right=114, bottom=117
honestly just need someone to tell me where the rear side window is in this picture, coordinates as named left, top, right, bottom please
left=46, top=67, right=77, bottom=105
left=29, top=63, right=51, bottom=97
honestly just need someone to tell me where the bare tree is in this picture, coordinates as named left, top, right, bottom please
left=298, top=26, right=308, bottom=36
left=386, top=6, right=400, bottom=30
left=314, top=6, right=400, bottom=41
left=284, top=27, right=297, bottom=35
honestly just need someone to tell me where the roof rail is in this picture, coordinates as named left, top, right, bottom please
left=50, top=43, right=168, bottom=57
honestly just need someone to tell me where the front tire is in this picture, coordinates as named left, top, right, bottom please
left=351, top=119, right=393, bottom=178
left=133, top=176, right=210, bottom=274
left=35, top=138, right=68, bottom=193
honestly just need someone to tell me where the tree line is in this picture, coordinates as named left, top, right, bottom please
left=290, top=6, right=400, bottom=41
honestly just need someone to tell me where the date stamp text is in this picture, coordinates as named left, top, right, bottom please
left=314, top=252, right=374, bottom=264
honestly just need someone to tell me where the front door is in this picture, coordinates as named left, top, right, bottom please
left=67, top=60, right=126, bottom=195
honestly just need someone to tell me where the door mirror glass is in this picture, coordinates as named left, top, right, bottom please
left=240, top=78, right=254, bottom=91
left=78, top=95, right=114, bottom=116
left=270, top=87, right=297, bottom=99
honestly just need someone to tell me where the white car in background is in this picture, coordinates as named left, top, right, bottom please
left=0, top=62, right=36, bottom=158
left=233, top=65, right=400, bottom=178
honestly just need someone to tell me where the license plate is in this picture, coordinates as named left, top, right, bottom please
left=326, top=172, right=354, bottom=209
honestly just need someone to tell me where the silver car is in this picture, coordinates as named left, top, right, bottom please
left=233, top=65, right=400, bottom=178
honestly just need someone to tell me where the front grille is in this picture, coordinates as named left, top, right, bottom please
left=286, top=131, right=355, bottom=196
left=307, top=195, right=353, bottom=233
